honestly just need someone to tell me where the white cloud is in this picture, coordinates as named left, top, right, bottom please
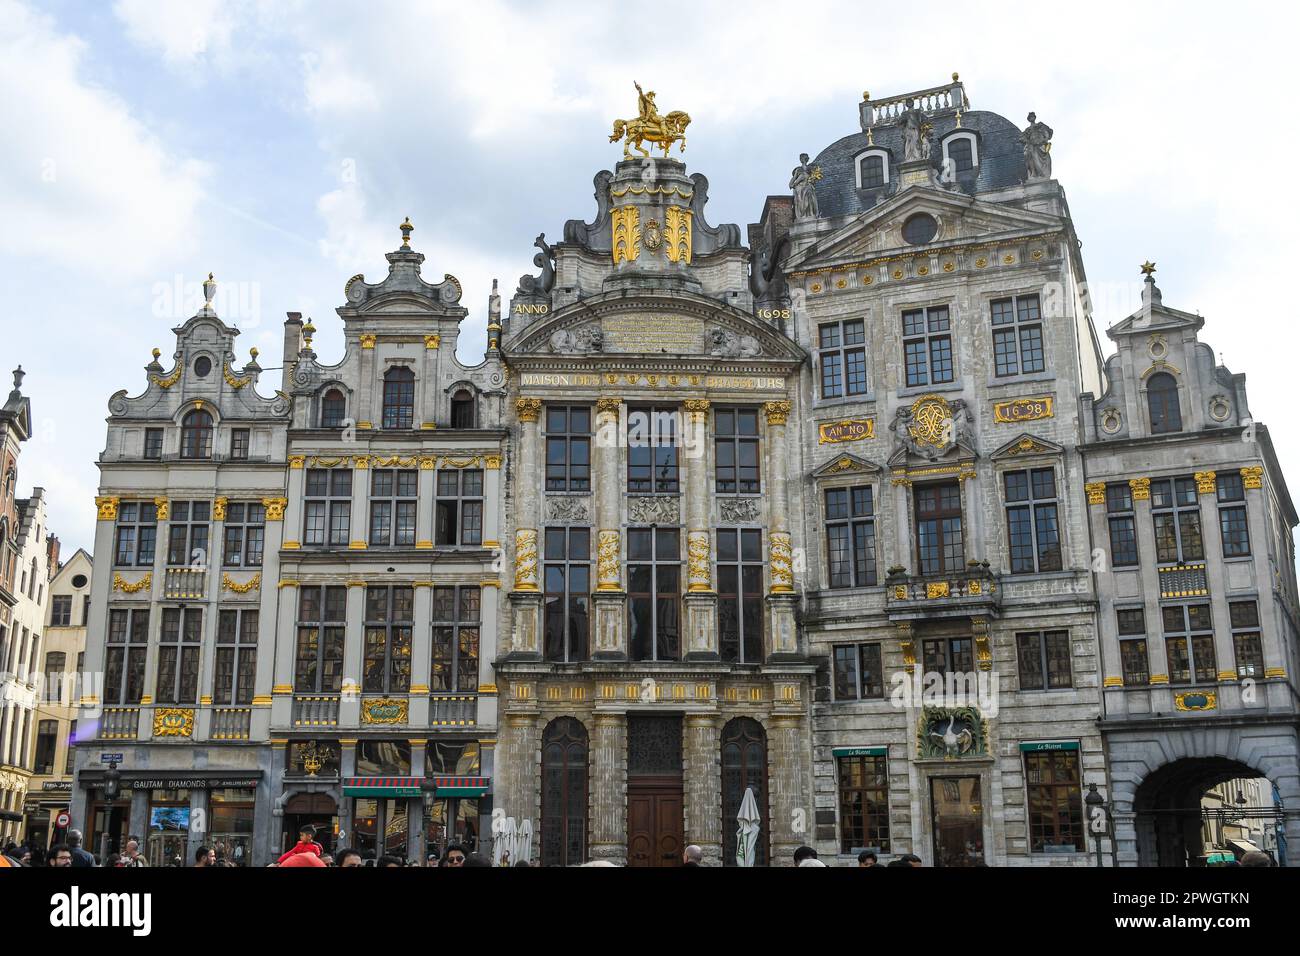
left=112, top=0, right=239, bottom=67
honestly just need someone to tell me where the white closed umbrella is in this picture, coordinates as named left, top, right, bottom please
left=736, top=787, right=761, bottom=867
left=516, top=818, right=534, bottom=864
left=493, top=815, right=517, bottom=867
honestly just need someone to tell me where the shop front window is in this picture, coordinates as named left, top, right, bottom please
left=209, top=788, right=255, bottom=866
left=146, top=788, right=191, bottom=866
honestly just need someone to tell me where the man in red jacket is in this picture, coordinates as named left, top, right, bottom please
left=277, top=825, right=324, bottom=864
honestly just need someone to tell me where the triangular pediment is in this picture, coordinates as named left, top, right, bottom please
left=1108, top=296, right=1205, bottom=340
left=811, top=452, right=881, bottom=479
left=887, top=439, right=976, bottom=471
left=990, top=433, right=1064, bottom=461
left=504, top=289, right=805, bottom=363
left=788, top=187, right=1063, bottom=271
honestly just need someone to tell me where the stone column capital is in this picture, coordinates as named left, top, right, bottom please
left=516, top=397, right=542, bottom=422
left=763, top=400, right=792, bottom=426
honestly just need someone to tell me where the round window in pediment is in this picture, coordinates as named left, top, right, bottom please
left=71, top=574, right=88, bottom=589
left=193, top=355, right=213, bottom=378
left=902, top=213, right=938, bottom=245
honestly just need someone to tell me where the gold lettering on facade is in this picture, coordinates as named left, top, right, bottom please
left=818, top=418, right=875, bottom=443
left=993, top=396, right=1054, bottom=424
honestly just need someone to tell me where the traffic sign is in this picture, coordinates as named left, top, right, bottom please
left=55, top=812, right=70, bottom=828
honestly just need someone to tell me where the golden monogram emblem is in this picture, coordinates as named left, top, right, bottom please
left=909, top=395, right=953, bottom=447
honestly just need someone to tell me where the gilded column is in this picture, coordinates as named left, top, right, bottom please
left=589, top=712, right=628, bottom=864
left=683, top=714, right=722, bottom=865
left=593, top=398, right=627, bottom=660
left=509, top=398, right=543, bottom=658
left=683, top=399, right=718, bottom=659
left=764, top=401, right=799, bottom=659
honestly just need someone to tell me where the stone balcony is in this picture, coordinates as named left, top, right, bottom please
left=97, top=706, right=140, bottom=739
left=163, top=566, right=207, bottom=600
left=884, top=564, right=1001, bottom=623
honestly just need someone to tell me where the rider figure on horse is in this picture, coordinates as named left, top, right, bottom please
left=635, top=82, right=666, bottom=140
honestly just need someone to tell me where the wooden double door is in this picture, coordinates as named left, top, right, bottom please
left=627, top=776, right=684, bottom=867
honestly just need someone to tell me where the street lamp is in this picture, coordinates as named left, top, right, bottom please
left=1085, top=783, right=1107, bottom=868
left=99, top=759, right=121, bottom=864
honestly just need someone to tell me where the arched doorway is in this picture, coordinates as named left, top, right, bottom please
left=541, top=717, right=588, bottom=866
left=1132, top=758, right=1285, bottom=866
left=721, top=717, right=769, bottom=866
left=283, top=792, right=339, bottom=857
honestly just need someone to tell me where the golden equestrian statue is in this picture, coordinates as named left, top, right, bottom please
left=609, top=82, right=691, bottom=159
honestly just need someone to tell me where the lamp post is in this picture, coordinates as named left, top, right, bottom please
left=100, top=759, right=121, bottom=864
left=1085, top=783, right=1107, bottom=868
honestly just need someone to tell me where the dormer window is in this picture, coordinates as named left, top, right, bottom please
left=382, top=367, right=415, bottom=430
left=450, top=389, right=476, bottom=429
left=180, top=409, right=214, bottom=459
left=855, top=149, right=890, bottom=189
left=321, top=389, right=346, bottom=429
left=941, top=132, right=978, bottom=175
left=1147, top=372, right=1182, bottom=434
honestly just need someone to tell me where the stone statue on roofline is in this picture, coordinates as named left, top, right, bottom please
left=898, top=98, right=924, bottom=162
left=789, top=152, right=821, bottom=221
left=1022, top=112, right=1053, bottom=181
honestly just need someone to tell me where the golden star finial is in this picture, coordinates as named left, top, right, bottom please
left=1140, top=260, right=1157, bottom=277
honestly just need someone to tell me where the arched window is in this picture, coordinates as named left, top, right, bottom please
left=450, top=389, right=475, bottom=429
left=320, top=389, right=346, bottom=428
left=856, top=149, right=890, bottom=189
left=382, top=367, right=416, bottom=430
left=1147, top=372, right=1182, bottom=434
left=541, top=717, right=588, bottom=867
left=180, top=409, right=213, bottom=459
left=721, top=717, right=768, bottom=866
left=942, top=132, right=978, bottom=174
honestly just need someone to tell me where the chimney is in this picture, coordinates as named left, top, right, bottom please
left=282, top=312, right=304, bottom=393
left=46, top=533, right=60, bottom=576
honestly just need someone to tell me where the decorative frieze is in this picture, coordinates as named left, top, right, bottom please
left=718, top=497, right=760, bottom=523
left=546, top=496, right=591, bottom=522
left=627, top=496, right=679, bottom=524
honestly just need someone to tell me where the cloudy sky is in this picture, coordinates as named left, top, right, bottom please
left=2, top=0, right=1297, bottom=554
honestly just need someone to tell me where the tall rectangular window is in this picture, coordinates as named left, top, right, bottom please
left=1230, top=601, right=1264, bottom=679
left=1163, top=603, right=1216, bottom=685
left=1151, top=478, right=1204, bottom=564
left=431, top=586, right=480, bottom=692
left=65, top=719, right=77, bottom=775
left=714, top=407, right=761, bottom=494
left=105, top=608, right=148, bottom=704
left=364, top=587, right=413, bottom=694
left=922, top=637, right=974, bottom=675
left=545, top=406, right=591, bottom=492
left=295, top=586, right=346, bottom=693
left=303, top=469, right=352, bottom=548
left=833, top=644, right=884, bottom=700
left=915, top=481, right=964, bottom=574
left=826, top=486, right=877, bottom=588
left=837, top=753, right=890, bottom=854
left=166, top=501, right=211, bottom=567
left=50, top=595, right=72, bottom=627
left=627, top=407, right=679, bottom=494
left=991, top=294, right=1044, bottom=377
left=34, top=720, right=57, bottom=774
left=230, top=428, right=251, bottom=460
left=222, top=502, right=265, bottom=568
left=214, top=609, right=258, bottom=705
left=818, top=319, right=868, bottom=399
left=1118, top=609, right=1149, bottom=686
left=157, top=607, right=202, bottom=704
left=1016, top=631, right=1072, bottom=690
left=628, top=527, right=681, bottom=661
left=717, top=528, right=763, bottom=663
left=143, top=428, right=164, bottom=460
left=43, top=651, right=66, bottom=703
left=114, top=501, right=158, bottom=567
left=1216, top=473, right=1251, bottom=558
left=369, top=469, right=418, bottom=547
left=435, top=469, right=483, bottom=546
left=1005, top=468, right=1062, bottom=574
left=1025, top=750, right=1084, bottom=852
left=1106, top=483, right=1139, bottom=567
left=544, top=528, right=590, bottom=663
left=902, top=306, right=954, bottom=387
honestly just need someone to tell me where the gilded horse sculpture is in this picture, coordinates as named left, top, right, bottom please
left=609, top=81, right=691, bottom=159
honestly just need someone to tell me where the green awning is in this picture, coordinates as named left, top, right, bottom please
left=428, top=776, right=490, bottom=797
left=1020, top=741, right=1080, bottom=752
left=342, top=776, right=423, bottom=797
left=832, top=746, right=887, bottom=758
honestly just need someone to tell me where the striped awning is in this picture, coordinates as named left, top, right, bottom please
left=342, top=776, right=423, bottom=797
left=428, top=775, right=490, bottom=797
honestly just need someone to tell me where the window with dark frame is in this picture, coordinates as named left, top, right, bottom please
left=1147, top=372, right=1182, bottom=434
left=541, top=717, right=588, bottom=867
left=1106, top=483, right=1139, bottom=567
left=50, top=595, right=72, bottom=627
left=915, top=481, right=964, bottom=574
left=714, top=407, right=760, bottom=494
left=364, top=586, right=413, bottom=694
left=922, top=636, right=975, bottom=675
left=369, top=469, right=418, bottom=547
left=717, top=528, right=763, bottom=663
left=1117, top=608, right=1149, bottom=686
left=991, top=294, right=1044, bottom=377
left=545, top=406, right=592, bottom=492
left=382, top=366, right=416, bottom=429
left=721, top=718, right=769, bottom=867
left=431, top=586, right=480, bottom=692
left=450, top=389, right=476, bottom=429
left=860, top=154, right=885, bottom=188
left=1016, top=630, right=1072, bottom=690
left=166, top=501, right=211, bottom=567
left=818, top=320, right=868, bottom=399
left=544, top=527, right=590, bottom=663
left=1004, top=468, right=1062, bottom=574
left=157, top=607, right=202, bottom=704
left=1025, top=750, right=1084, bottom=852
left=180, top=409, right=213, bottom=459
left=1230, top=601, right=1264, bottom=679
left=43, top=651, right=66, bottom=703
left=294, top=586, right=346, bottom=693
left=222, top=502, right=265, bottom=568
left=833, top=644, right=884, bottom=700
left=105, top=608, right=149, bottom=704
left=1216, top=473, right=1251, bottom=558
left=826, top=486, right=877, bottom=588
left=34, top=720, right=57, bottom=775
left=627, top=527, right=681, bottom=662
left=230, top=428, right=251, bottom=460
left=627, top=407, right=679, bottom=494
left=1151, top=477, right=1204, bottom=564
left=1162, top=603, right=1216, bottom=685
left=902, top=306, right=954, bottom=387
left=946, top=136, right=975, bottom=172
left=114, top=501, right=158, bottom=567
left=435, top=469, right=483, bottom=546
left=838, top=753, right=891, bottom=854
left=303, top=468, right=352, bottom=548
left=215, top=609, right=258, bottom=705
left=144, top=428, right=164, bottom=460
left=321, top=389, right=347, bottom=428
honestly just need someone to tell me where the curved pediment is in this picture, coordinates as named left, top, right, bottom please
left=504, top=289, right=805, bottom=364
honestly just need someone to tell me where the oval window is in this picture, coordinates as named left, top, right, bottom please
left=902, top=213, right=938, bottom=245
left=71, top=574, right=88, bottom=589
left=193, top=356, right=213, bottom=377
